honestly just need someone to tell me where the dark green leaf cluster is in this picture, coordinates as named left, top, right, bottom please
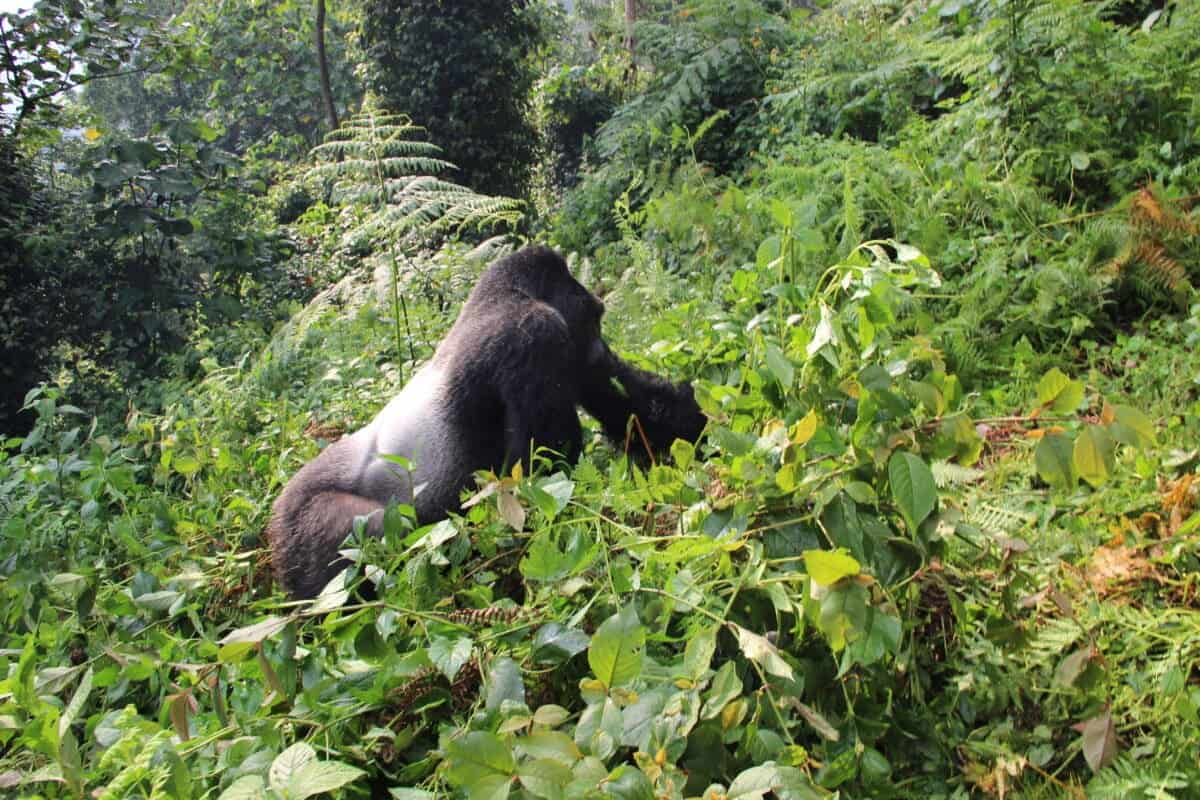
left=357, top=0, right=549, bottom=198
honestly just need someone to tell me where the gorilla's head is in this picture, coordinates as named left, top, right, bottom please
left=474, top=246, right=606, bottom=363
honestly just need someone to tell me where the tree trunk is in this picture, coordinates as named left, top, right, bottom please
left=624, top=0, right=636, bottom=83
left=315, top=0, right=339, bottom=130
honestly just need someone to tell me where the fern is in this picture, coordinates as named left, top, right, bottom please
left=1087, top=758, right=1191, bottom=800
left=1101, top=187, right=1199, bottom=307
left=965, top=500, right=1036, bottom=539
left=931, top=461, right=984, bottom=489
left=306, top=106, right=523, bottom=250
left=304, top=104, right=523, bottom=367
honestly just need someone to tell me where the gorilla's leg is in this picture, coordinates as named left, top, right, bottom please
left=269, top=490, right=384, bottom=599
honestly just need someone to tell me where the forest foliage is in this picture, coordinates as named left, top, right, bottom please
left=2, top=0, right=1200, bottom=798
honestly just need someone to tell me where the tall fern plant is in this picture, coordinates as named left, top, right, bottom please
left=305, top=106, right=523, bottom=372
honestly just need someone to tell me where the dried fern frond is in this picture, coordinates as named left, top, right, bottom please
left=1101, top=186, right=1199, bottom=305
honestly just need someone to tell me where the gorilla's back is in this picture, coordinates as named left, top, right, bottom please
left=357, top=363, right=485, bottom=520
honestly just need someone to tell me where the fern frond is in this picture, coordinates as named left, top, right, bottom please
left=306, top=107, right=524, bottom=250
left=965, top=501, right=1035, bottom=538
left=932, top=461, right=984, bottom=489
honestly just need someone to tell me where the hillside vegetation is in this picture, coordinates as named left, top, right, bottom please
left=2, top=1, right=1199, bottom=798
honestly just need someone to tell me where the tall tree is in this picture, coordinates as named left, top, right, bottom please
left=358, top=0, right=546, bottom=197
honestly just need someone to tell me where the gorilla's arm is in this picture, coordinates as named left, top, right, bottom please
left=497, top=306, right=586, bottom=469
left=580, top=344, right=706, bottom=459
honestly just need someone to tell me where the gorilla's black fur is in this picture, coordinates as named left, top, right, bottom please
left=268, top=246, right=705, bottom=598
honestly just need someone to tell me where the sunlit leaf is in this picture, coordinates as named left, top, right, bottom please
left=888, top=451, right=937, bottom=533
left=803, top=549, right=861, bottom=587
left=588, top=606, right=644, bottom=689
left=1073, top=425, right=1115, bottom=488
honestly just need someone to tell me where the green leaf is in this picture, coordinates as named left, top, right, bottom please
left=700, top=660, right=744, bottom=719
left=269, top=743, right=316, bottom=793
left=429, top=635, right=474, bottom=681
left=817, top=584, right=869, bottom=652
left=588, top=606, right=645, bottom=689
left=1036, top=368, right=1084, bottom=413
left=286, top=761, right=366, bottom=800
left=1073, top=425, right=1115, bottom=488
left=518, top=759, right=573, bottom=798
left=670, top=438, right=695, bottom=470
left=219, top=616, right=290, bottom=662
left=532, top=623, right=590, bottom=665
left=1111, top=405, right=1156, bottom=449
left=1035, top=432, right=1076, bottom=491
left=803, top=549, right=861, bottom=587
left=764, top=343, right=794, bottom=389
left=515, top=731, right=581, bottom=765
left=600, top=765, right=654, bottom=800
left=445, top=732, right=515, bottom=787
left=888, top=451, right=937, bottom=533
left=485, top=656, right=525, bottom=713
left=727, top=763, right=780, bottom=799
left=682, top=625, right=718, bottom=680
left=756, top=235, right=782, bottom=270
left=217, top=775, right=266, bottom=800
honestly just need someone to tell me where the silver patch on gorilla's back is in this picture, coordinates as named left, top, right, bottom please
left=359, top=365, right=455, bottom=505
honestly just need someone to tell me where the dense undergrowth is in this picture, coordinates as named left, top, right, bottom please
left=3, top=1, right=1200, bottom=798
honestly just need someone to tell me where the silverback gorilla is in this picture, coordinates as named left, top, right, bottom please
left=268, top=246, right=706, bottom=598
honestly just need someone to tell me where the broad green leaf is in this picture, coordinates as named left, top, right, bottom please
left=518, top=758, right=573, bottom=798
left=532, top=705, right=570, bottom=728
left=1111, top=404, right=1156, bottom=449
left=485, top=656, right=525, bottom=713
left=888, top=451, right=937, bottom=533
left=218, top=775, right=266, bottom=800
left=429, top=636, right=474, bottom=681
left=817, top=584, right=869, bottom=652
left=756, top=235, right=782, bottom=269
left=682, top=625, right=718, bottom=680
left=532, top=623, right=590, bottom=665
left=803, top=549, right=861, bottom=587
left=445, top=732, right=515, bottom=787
left=843, top=611, right=901, bottom=669
left=269, top=743, right=316, bottom=792
left=287, top=760, right=366, bottom=800
left=539, top=473, right=575, bottom=516
left=764, top=343, right=794, bottom=389
left=588, top=606, right=644, bottom=689
left=600, top=765, right=654, bottom=800
left=1036, top=368, right=1083, bottom=413
left=727, top=763, right=780, bottom=799
left=515, top=731, right=581, bottom=765
left=464, top=773, right=512, bottom=800
left=1035, top=432, right=1076, bottom=490
left=670, top=438, right=695, bottom=470
left=701, top=660, right=744, bottom=719
left=1073, top=425, right=1115, bottom=488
